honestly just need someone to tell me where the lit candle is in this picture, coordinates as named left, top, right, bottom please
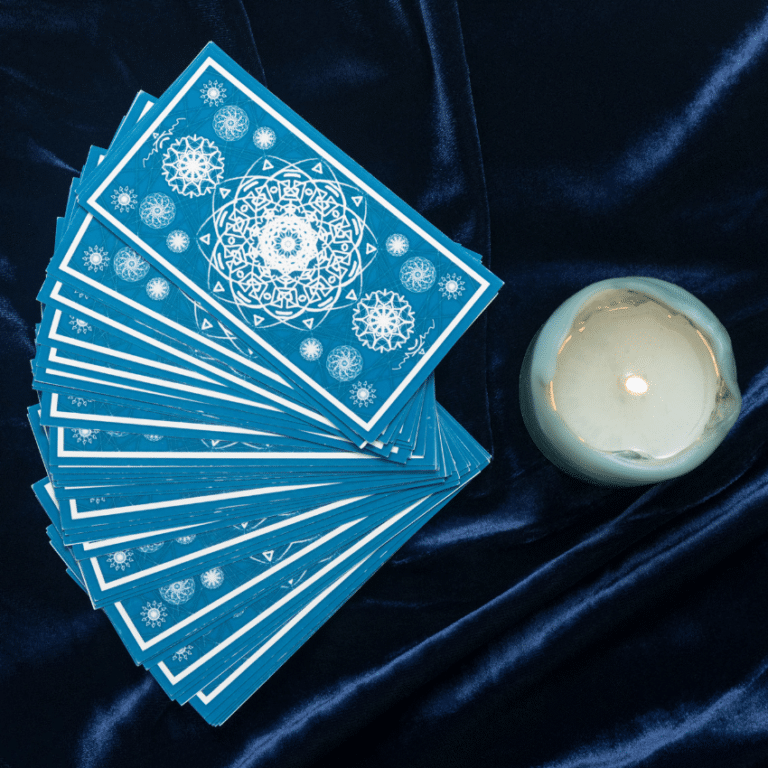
left=519, top=277, right=741, bottom=486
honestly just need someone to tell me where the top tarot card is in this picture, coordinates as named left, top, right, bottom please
left=80, top=43, right=503, bottom=441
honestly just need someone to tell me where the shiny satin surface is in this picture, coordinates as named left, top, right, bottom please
left=2, top=2, right=768, bottom=766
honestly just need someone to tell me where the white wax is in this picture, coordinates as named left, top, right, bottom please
left=551, top=289, right=720, bottom=460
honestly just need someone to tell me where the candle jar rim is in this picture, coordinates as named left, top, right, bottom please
left=521, top=276, right=742, bottom=486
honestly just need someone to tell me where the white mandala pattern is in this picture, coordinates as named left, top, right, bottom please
left=159, top=578, right=196, bottom=606
left=386, top=233, right=409, bottom=257
left=172, top=645, right=194, bottom=662
left=197, top=157, right=375, bottom=329
left=299, top=338, right=323, bottom=362
left=68, top=396, right=92, bottom=408
left=139, top=193, right=176, bottom=229
left=213, top=105, right=250, bottom=141
left=69, top=316, right=92, bottom=335
left=107, top=550, right=133, bottom=571
left=143, top=434, right=163, bottom=441
left=114, top=248, right=150, bottom=282
left=175, top=535, right=197, bottom=545
left=162, top=135, right=224, bottom=197
left=326, top=345, right=363, bottom=382
left=350, top=381, right=376, bottom=407
left=438, top=273, right=466, bottom=299
left=146, top=277, right=170, bottom=300
left=352, top=290, right=414, bottom=353
left=112, top=186, right=137, bottom=213
left=83, top=245, right=109, bottom=272
left=141, top=600, right=167, bottom=628
left=400, top=257, right=436, bottom=293
left=166, top=230, right=190, bottom=253
left=138, top=542, right=164, bottom=553
left=71, top=428, right=98, bottom=445
left=200, top=79, right=227, bottom=107
left=200, top=567, right=225, bottom=589
left=253, top=126, right=276, bottom=150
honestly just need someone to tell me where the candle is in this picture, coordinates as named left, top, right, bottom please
left=519, top=277, right=742, bottom=486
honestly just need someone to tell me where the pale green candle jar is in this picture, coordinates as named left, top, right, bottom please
left=519, top=277, right=742, bottom=487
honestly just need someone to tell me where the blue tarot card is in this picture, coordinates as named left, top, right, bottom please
left=79, top=43, right=503, bottom=441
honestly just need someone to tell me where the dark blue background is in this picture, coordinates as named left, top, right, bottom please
left=2, top=2, right=768, bottom=766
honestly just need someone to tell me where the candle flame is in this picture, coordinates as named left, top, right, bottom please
left=624, top=375, right=649, bottom=395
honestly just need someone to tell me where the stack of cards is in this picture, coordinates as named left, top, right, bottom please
left=29, top=43, right=503, bottom=724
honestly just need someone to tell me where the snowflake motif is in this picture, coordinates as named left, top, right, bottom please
left=67, top=396, right=92, bottom=408
left=159, top=578, right=196, bottom=606
left=146, top=277, right=170, bottom=301
left=299, top=338, right=323, bottom=362
left=141, top=600, right=167, bottom=628
left=438, top=273, right=466, bottom=300
left=200, top=567, right=225, bottom=590
left=106, top=549, right=133, bottom=571
left=172, top=645, right=194, bottom=662
left=83, top=245, right=109, bottom=272
left=200, top=79, right=227, bottom=107
left=113, top=247, right=150, bottom=282
left=71, top=428, right=98, bottom=445
left=253, top=126, right=276, bottom=150
left=138, top=542, right=164, bottom=554
left=89, top=497, right=106, bottom=505
left=352, top=290, right=415, bottom=353
left=350, top=381, right=376, bottom=408
left=175, top=534, right=196, bottom=545
left=162, top=135, right=224, bottom=197
left=213, top=105, right=250, bottom=141
left=139, top=192, right=176, bottom=229
left=386, top=233, right=409, bottom=257
left=111, top=186, right=137, bottom=213
left=326, top=345, right=364, bottom=382
left=166, top=230, right=190, bottom=253
left=400, top=256, right=436, bottom=293
left=143, top=434, right=163, bottom=442
left=68, top=316, right=92, bottom=335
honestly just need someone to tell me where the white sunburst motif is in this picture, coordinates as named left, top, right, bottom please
left=350, top=381, right=376, bottom=408
left=326, top=345, right=364, bottom=382
left=141, top=600, right=167, bottom=628
left=400, top=257, right=436, bottom=294
left=172, top=645, right=194, bottom=662
left=200, top=567, right=225, bottom=590
left=159, top=578, right=195, bottom=606
left=162, top=135, right=224, bottom=197
left=213, top=105, right=250, bottom=141
left=352, top=290, right=415, bottom=353
left=138, top=542, right=164, bottom=554
left=438, top=273, right=466, bottom=300
left=139, top=192, right=176, bottom=229
left=114, top=247, right=150, bottom=282
left=200, top=79, right=227, bottom=107
left=111, top=186, right=137, bottom=213
left=386, top=233, right=409, bottom=257
left=166, top=230, right=190, bottom=253
left=175, top=534, right=196, bottom=545
left=68, top=316, right=92, bottom=335
left=83, top=245, right=109, bottom=272
left=253, top=126, right=276, bottom=150
left=143, top=434, right=163, bottom=442
left=146, top=277, right=170, bottom=301
left=106, top=550, right=133, bottom=571
left=299, top=338, right=323, bottom=362
left=71, top=428, right=99, bottom=445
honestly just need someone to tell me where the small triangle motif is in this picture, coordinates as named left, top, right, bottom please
left=213, top=282, right=224, bottom=293
left=351, top=196, right=363, bottom=206
left=219, top=188, right=231, bottom=198
left=253, top=315, right=265, bottom=327
left=263, top=159, right=274, bottom=170
left=199, top=233, right=211, bottom=245
left=346, top=289, right=358, bottom=301
left=210, top=440, right=220, bottom=447
left=366, top=243, right=377, bottom=254
left=302, top=318, right=314, bottom=330
left=312, top=162, right=323, bottom=174
left=262, top=550, right=274, bottom=562
left=200, top=318, right=213, bottom=330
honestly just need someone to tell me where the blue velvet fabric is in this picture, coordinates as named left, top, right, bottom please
left=2, top=2, right=768, bottom=766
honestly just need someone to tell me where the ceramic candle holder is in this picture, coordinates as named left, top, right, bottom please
left=519, top=276, right=742, bottom=487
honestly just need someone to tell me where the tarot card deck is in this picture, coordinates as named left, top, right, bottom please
left=30, top=43, right=502, bottom=725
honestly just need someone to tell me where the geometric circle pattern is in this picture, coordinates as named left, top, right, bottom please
left=140, top=193, right=176, bottom=229
left=114, top=248, right=150, bottom=282
left=213, top=105, right=250, bottom=141
left=352, top=290, right=415, bottom=353
left=326, top=345, right=363, bottom=381
left=400, top=257, right=436, bottom=293
left=162, top=135, right=224, bottom=198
